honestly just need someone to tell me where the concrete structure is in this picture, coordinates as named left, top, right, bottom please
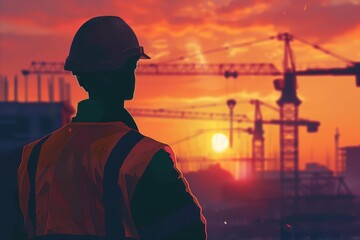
left=0, top=101, right=74, bottom=153
left=0, top=101, right=74, bottom=239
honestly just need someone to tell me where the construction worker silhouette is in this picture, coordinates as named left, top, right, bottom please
left=17, top=16, right=207, bottom=240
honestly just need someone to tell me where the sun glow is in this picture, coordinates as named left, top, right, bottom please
left=211, top=133, right=229, bottom=153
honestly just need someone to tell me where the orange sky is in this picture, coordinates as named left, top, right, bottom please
left=1, top=0, right=360, bottom=177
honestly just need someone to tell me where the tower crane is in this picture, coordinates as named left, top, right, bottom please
left=250, top=99, right=274, bottom=177
left=250, top=99, right=319, bottom=179
left=21, top=33, right=360, bottom=198
left=126, top=105, right=319, bottom=175
left=155, top=98, right=318, bottom=179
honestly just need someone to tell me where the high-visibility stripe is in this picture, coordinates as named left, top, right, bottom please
left=18, top=144, right=34, bottom=237
left=103, top=130, right=144, bottom=240
left=26, top=134, right=52, bottom=238
left=138, top=203, right=202, bottom=240
left=118, top=138, right=166, bottom=238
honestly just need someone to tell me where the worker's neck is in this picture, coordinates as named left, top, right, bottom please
left=90, top=96, right=125, bottom=110
left=76, top=96, right=126, bottom=122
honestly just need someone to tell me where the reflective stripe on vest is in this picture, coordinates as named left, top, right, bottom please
left=118, top=136, right=169, bottom=238
left=27, top=134, right=52, bottom=239
left=103, top=130, right=143, bottom=240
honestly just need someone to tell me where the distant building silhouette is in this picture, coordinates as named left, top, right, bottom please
left=0, top=101, right=74, bottom=239
left=342, top=145, right=360, bottom=194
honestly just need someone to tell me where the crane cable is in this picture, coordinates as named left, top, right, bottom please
left=158, top=35, right=277, bottom=63
left=292, top=35, right=354, bottom=65
left=158, top=32, right=354, bottom=66
left=256, top=99, right=279, bottom=112
left=172, top=102, right=225, bottom=110
left=172, top=99, right=252, bottom=110
left=170, top=127, right=253, bottom=145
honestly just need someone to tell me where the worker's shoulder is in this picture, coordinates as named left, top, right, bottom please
left=137, top=131, right=175, bottom=156
left=137, top=132, right=177, bottom=173
left=23, top=136, right=46, bottom=152
left=138, top=132, right=165, bottom=146
left=23, top=125, right=66, bottom=152
left=20, top=132, right=56, bottom=170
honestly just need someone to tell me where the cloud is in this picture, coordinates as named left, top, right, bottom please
left=2, top=0, right=360, bottom=39
left=0, top=32, right=70, bottom=74
left=0, top=0, right=119, bottom=25
left=2, top=0, right=360, bottom=40
left=215, top=0, right=360, bottom=39
left=1, top=0, right=359, bottom=75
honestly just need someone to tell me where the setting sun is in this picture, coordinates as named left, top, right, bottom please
left=211, top=133, right=229, bottom=153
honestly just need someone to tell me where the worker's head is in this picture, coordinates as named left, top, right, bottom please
left=64, top=16, right=150, bottom=101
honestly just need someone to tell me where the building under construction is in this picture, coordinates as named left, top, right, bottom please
left=1, top=32, right=360, bottom=239
left=0, top=75, right=74, bottom=239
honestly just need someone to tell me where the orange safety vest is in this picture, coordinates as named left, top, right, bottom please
left=18, top=121, right=205, bottom=239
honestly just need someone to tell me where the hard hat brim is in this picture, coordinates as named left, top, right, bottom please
left=140, top=52, right=151, bottom=59
left=138, top=46, right=150, bottom=59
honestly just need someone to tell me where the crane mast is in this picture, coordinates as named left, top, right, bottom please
left=276, top=33, right=302, bottom=200
left=276, top=33, right=302, bottom=238
left=250, top=99, right=265, bottom=177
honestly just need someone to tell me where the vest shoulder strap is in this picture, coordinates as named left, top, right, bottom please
left=103, top=130, right=144, bottom=240
left=27, top=134, right=52, bottom=237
